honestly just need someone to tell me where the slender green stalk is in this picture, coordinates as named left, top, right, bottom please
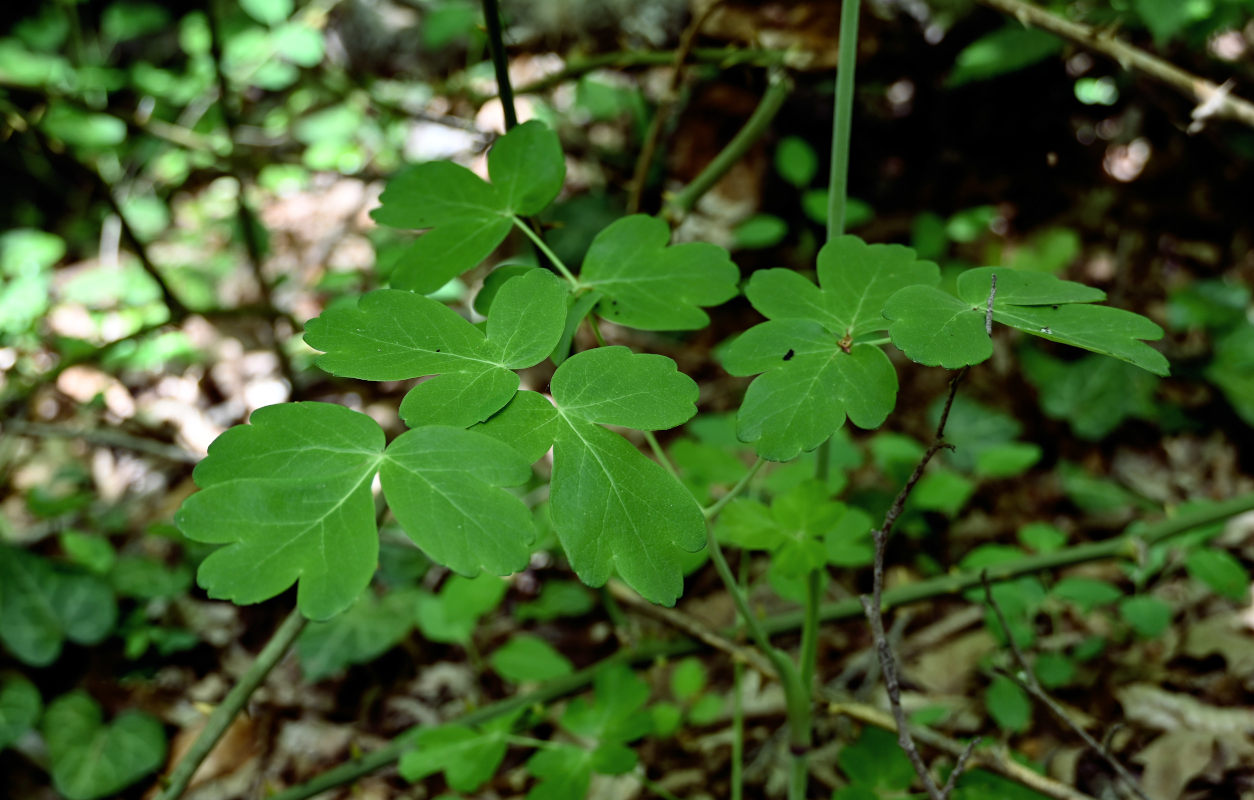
left=511, top=217, right=580, bottom=287
left=705, top=526, right=794, bottom=682
left=827, top=0, right=862, bottom=240
left=156, top=609, right=308, bottom=800
left=663, top=68, right=792, bottom=223
left=482, top=0, right=518, bottom=130
left=703, top=458, right=765, bottom=519
left=731, top=555, right=748, bottom=800
left=265, top=491, right=1254, bottom=800
left=643, top=431, right=681, bottom=481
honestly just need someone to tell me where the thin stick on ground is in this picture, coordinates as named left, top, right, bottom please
left=858, top=365, right=974, bottom=799
left=980, top=573, right=1151, bottom=800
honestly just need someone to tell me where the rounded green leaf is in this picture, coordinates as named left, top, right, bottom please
left=581, top=215, right=739, bottom=331
left=485, top=268, right=569, bottom=368
left=551, top=346, right=698, bottom=431
left=885, top=284, right=991, bottom=369
left=240, top=0, right=293, bottom=25
left=487, top=120, right=566, bottom=215
left=719, top=319, right=834, bottom=377
left=0, top=676, right=41, bottom=750
left=0, top=547, right=116, bottom=666
left=298, top=590, right=416, bottom=681
left=985, top=674, right=1032, bottom=733
left=1184, top=549, right=1248, bottom=601
left=1119, top=595, right=1173, bottom=638
left=490, top=634, right=574, bottom=682
left=957, top=266, right=1104, bottom=306
left=44, top=692, right=166, bottom=800
left=176, top=402, right=385, bottom=620
left=381, top=425, right=536, bottom=577
left=774, top=135, right=818, bottom=187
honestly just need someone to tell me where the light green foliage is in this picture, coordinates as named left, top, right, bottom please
left=305, top=269, right=567, bottom=427
left=836, top=726, right=915, bottom=794
left=0, top=228, right=62, bottom=335
left=176, top=403, right=535, bottom=620
left=298, top=590, right=418, bottom=680
left=490, top=634, right=574, bottom=682
left=1051, top=577, right=1123, bottom=613
left=527, top=745, right=595, bottom=800
left=1017, top=522, right=1066, bottom=554
left=1119, top=595, right=1174, bottom=638
left=985, top=674, right=1032, bottom=733
left=723, top=236, right=937, bottom=460
left=0, top=547, right=117, bottom=666
left=59, top=531, right=117, bottom=574
left=720, top=479, right=873, bottom=574
left=954, top=770, right=1053, bottom=800
left=0, top=676, right=41, bottom=750
left=580, top=214, right=739, bottom=330
left=1033, top=651, right=1076, bottom=688
left=909, top=469, right=975, bottom=516
left=670, top=657, right=708, bottom=701
left=400, top=710, right=521, bottom=792
left=775, top=136, right=818, bottom=188
left=415, top=574, right=508, bottom=644
left=802, top=191, right=873, bottom=228
left=946, top=25, right=1062, bottom=86
left=515, top=580, right=596, bottom=622
left=43, top=692, right=166, bottom=800
left=372, top=121, right=565, bottom=291
left=1184, top=549, right=1249, bottom=601
left=734, top=214, right=789, bottom=250
left=1207, top=324, right=1254, bottom=427
left=887, top=266, right=1169, bottom=375
left=109, top=556, right=193, bottom=599
left=1023, top=349, right=1160, bottom=439
left=1006, top=227, right=1081, bottom=273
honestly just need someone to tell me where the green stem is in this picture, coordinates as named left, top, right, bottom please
left=264, top=491, right=1254, bottom=800
left=512, top=216, right=580, bottom=288
left=586, top=313, right=609, bottom=347
left=703, top=458, right=765, bottom=519
left=705, top=526, right=796, bottom=685
left=799, top=571, right=821, bottom=691
left=156, top=609, right=308, bottom=800
left=827, top=0, right=862, bottom=240
left=643, top=431, right=680, bottom=481
left=481, top=0, right=518, bottom=130
left=663, top=68, right=792, bottom=224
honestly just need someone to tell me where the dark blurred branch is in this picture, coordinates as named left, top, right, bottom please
left=662, top=67, right=792, bottom=225
left=626, top=1, right=725, bottom=214
left=511, top=47, right=790, bottom=97
left=977, top=0, right=1254, bottom=130
left=4, top=420, right=199, bottom=464
left=482, top=0, right=518, bottom=129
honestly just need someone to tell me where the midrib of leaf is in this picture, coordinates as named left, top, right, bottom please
left=382, top=457, right=499, bottom=536
left=344, top=325, right=507, bottom=371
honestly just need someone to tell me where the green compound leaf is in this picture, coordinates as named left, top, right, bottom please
left=886, top=266, right=1170, bottom=375
left=177, top=403, right=536, bottom=620
left=305, top=269, right=567, bottom=427
left=298, top=589, right=417, bottom=681
left=0, top=547, right=116, bottom=667
left=580, top=215, right=739, bottom=331
left=527, top=745, right=593, bottom=800
left=414, top=574, right=508, bottom=644
left=400, top=712, right=519, bottom=793
left=177, top=402, right=384, bottom=620
left=722, top=236, right=934, bottom=461
left=551, top=349, right=704, bottom=606
left=381, top=425, right=535, bottom=577
left=370, top=120, right=565, bottom=291
left=719, top=480, right=869, bottom=575
left=0, top=675, right=41, bottom=750
left=44, top=692, right=167, bottom=800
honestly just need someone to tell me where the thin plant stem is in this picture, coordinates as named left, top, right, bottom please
left=731, top=553, right=749, bottom=800
left=981, top=575, right=1150, bottom=800
left=265, top=489, right=1254, bottom=800
left=482, top=0, right=518, bottom=129
left=643, top=431, right=680, bottom=481
left=663, top=68, right=791, bottom=224
left=511, top=217, right=580, bottom=287
left=827, top=0, right=862, bottom=240
left=155, top=609, right=308, bottom=800
left=703, top=458, right=765, bottom=519
left=586, top=314, right=609, bottom=347
left=626, top=1, right=724, bottom=213
left=799, top=570, right=822, bottom=691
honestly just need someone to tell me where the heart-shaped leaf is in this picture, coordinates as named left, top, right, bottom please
left=43, top=692, right=166, bottom=800
left=0, top=675, right=41, bottom=750
left=579, top=215, right=739, bottom=330
left=305, top=268, right=567, bottom=427
left=0, top=546, right=116, bottom=666
left=371, top=121, right=565, bottom=291
left=886, top=266, right=1169, bottom=375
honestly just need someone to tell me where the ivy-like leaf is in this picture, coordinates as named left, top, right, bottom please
left=176, top=402, right=384, bottom=620
left=176, top=403, right=535, bottom=620
left=370, top=120, right=565, bottom=291
left=44, top=692, right=166, bottom=800
left=719, top=480, right=871, bottom=575
left=0, top=546, right=116, bottom=666
left=886, top=266, right=1170, bottom=375
left=580, top=215, right=739, bottom=330
left=721, top=236, right=936, bottom=461
left=305, top=268, right=567, bottom=427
